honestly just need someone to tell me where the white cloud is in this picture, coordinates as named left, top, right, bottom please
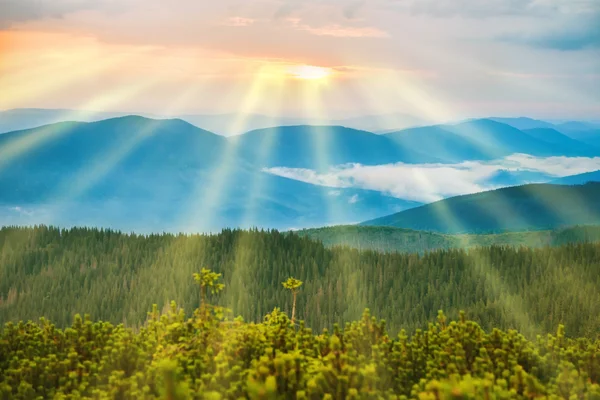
left=9, top=206, right=34, bottom=216
left=348, top=194, right=359, bottom=204
left=263, top=154, right=600, bottom=203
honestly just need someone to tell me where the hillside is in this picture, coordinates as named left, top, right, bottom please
left=361, top=182, right=600, bottom=233
left=443, top=119, right=586, bottom=158
left=489, top=116, right=556, bottom=130
left=295, top=224, right=600, bottom=253
left=230, top=125, right=440, bottom=169
left=384, top=119, right=596, bottom=162
left=523, top=127, right=599, bottom=155
left=0, top=117, right=420, bottom=231
left=551, top=170, right=600, bottom=185
left=2, top=226, right=600, bottom=338
left=384, top=125, right=490, bottom=162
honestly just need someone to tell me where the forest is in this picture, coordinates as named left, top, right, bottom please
left=1, top=225, right=600, bottom=338
left=1, top=269, right=600, bottom=399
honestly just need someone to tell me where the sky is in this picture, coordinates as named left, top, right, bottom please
left=1, top=0, right=599, bottom=120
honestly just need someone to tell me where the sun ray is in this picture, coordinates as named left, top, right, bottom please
left=350, top=69, right=544, bottom=334
left=236, top=77, right=286, bottom=230
left=219, top=78, right=291, bottom=314
left=0, top=47, right=144, bottom=110
left=178, top=66, right=280, bottom=233
left=0, top=70, right=172, bottom=176
left=298, top=78, right=345, bottom=227
left=42, top=81, right=206, bottom=225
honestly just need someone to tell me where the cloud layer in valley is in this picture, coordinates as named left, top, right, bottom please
left=264, top=154, right=600, bottom=203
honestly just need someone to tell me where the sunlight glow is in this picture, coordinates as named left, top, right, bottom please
left=288, top=65, right=333, bottom=81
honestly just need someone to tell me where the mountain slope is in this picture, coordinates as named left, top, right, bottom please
left=230, top=125, right=441, bottom=169
left=522, top=128, right=599, bottom=155
left=295, top=224, right=600, bottom=253
left=0, top=116, right=230, bottom=203
left=384, top=119, right=595, bottom=162
left=488, top=117, right=556, bottom=130
left=384, top=126, right=490, bottom=162
left=444, top=119, right=586, bottom=158
left=559, top=129, right=600, bottom=147
left=361, top=182, right=600, bottom=233
left=0, top=108, right=137, bottom=134
left=0, top=108, right=427, bottom=136
left=551, top=170, right=600, bottom=185
left=332, top=113, right=429, bottom=132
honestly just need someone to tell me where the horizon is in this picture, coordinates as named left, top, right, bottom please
left=2, top=107, right=600, bottom=125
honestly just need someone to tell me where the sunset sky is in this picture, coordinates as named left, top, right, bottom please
left=1, top=0, right=599, bottom=120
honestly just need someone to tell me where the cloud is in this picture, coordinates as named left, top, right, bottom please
left=263, top=154, right=600, bottom=203
left=494, top=2, right=600, bottom=50
left=511, top=23, right=600, bottom=50
left=343, top=1, right=366, bottom=19
left=286, top=18, right=389, bottom=38
left=0, top=0, right=122, bottom=27
left=222, top=17, right=255, bottom=27
left=9, top=206, right=34, bottom=216
left=348, top=194, right=359, bottom=204
left=388, top=0, right=599, bottom=18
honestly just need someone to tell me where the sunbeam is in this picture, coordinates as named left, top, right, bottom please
left=348, top=69, right=544, bottom=334
left=223, top=80, right=288, bottom=313
left=0, top=71, right=170, bottom=176
left=178, top=65, right=282, bottom=233
left=0, top=46, right=146, bottom=110
left=42, top=80, right=207, bottom=225
left=298, top=78, right=345, bottom=227
left=236, top=77, right=286, bottom=229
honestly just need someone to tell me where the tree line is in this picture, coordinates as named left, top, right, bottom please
left=1, top=225, right=600, bottom=337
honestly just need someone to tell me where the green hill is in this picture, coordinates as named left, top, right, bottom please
left=361, top=182, right=600, bottom=234
left=294, top=224, right=600, bottom=253
left=2, top=225, right=600, bottom=339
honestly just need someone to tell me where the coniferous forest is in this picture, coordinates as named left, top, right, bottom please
left=2, top=225, right=600, bottom=338
left=2, top=225, right=600, bottom=398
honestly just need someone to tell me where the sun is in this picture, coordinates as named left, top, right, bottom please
left=288, top=65, right=332, bottom=81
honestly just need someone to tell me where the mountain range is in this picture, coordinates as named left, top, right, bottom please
left=0, top=108, right=430, bottom=137
left=0, top=116, right=419, bottom=232
left=1, top=111, right=600, bottom=233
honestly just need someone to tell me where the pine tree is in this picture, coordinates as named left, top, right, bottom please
left=282, top=277, right=303, bottom=325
